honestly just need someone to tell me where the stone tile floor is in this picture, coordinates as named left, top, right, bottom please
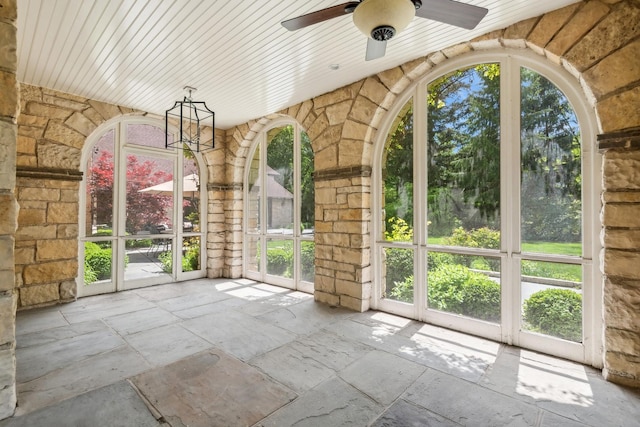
left=2, top=278, right=639, bottom=426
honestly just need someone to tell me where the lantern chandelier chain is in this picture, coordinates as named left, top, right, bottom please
left=165, top=85, right=215, bottom=152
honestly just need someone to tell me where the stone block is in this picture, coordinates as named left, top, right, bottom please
left=314, top=290, right=340, bottom=307
left=603, top=278, right=640, bottom=330
left=14, top=246, right=34, bottom=265
left=603, top=352, right=640, bottom=387
left=333, top=246, right=366, bottom=266
left=348, top=95, right=379, bottom=126
left=603, top=191, right=640, bottom=203
left=57, top=224, right=78, bottom=239
left=15, top=224, right=57, bottom=240
left=315, top=274, right=335, bottom=293
left=18, top=186, right=60, bottom=202
left=325, top=100, right=351, bottom=126
left=377, top=67, right=405, bottom=92
left=59, top=280, right=77, bottom=300
left=602, top=203, right=640, bottom=228
left=504, top=17, right=539, bottom=40
left=47, top=202, right=78, bottom=224
left=24, top=101, right=72, bottom=120
left=585, top=38, right=640, bottom=99
left=314, top=86, right=354, bottom=110
left=603, top=229, right=640, bottom=250
left=603, top=150, right=640, bottom=190
left=23, top=260, right=77, bottom=285
left=0, top=21, right=16, bottom=73
left=17, top=207, right=45, bottom=226
left=0, top=194, right=17, bottom=235
left=565, top=2, right=640, bottom=71
left=44, top=120, right=85, bottom=149
left=547, top=1, right=610, bottom=56
left=360, top=77, right=390, bottom=107
left=342, top=119, right=370, bottom=142
left=0, top=348, right=16, bottom=420
left=0, top=291, right=16, bottom=345
left=65, top=111, right=97, bottom=136
left=36, top=239, right=78, bottom=261
left=604, top=249, right=640, bottom=279
left=527, top=3, right=581, bottom=48
left=0, top=70, right=18, bottom=119
left=16, top=135, right=36, bottom=154
left=597, top=86, right=640, bottom=133
left=0, top=121, right=17, bottom=188
left=88, top=99, right=121, bottom=121
left=605, top=328, right=640, bottom=355
left=307, top=113, right=330, bottom=141
left=339, top=294, right=369, bottom=312
left=19, top=282, right=60, bottom=306
left=333, top=220, right=366, bottom=235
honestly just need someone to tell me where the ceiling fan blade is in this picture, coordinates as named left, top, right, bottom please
left=366, top=38, right=387, bottom=61
left=281, top=2, right=360, bottom=31
left=416, top=0, right=488, bottom=30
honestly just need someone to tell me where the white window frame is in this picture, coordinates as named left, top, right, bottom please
left=243, top=119, right=314, bottom=294
left=78, top=117, right=208, bottom=297
left=372, top=49, right=602, bottom=367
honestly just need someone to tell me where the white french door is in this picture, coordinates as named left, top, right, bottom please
left=373, top=51, right=601, bottom=366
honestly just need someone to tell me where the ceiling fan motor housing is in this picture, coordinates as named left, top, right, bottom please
left=353, top=0, right=416, bottom=40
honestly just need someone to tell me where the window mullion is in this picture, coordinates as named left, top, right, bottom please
left=500, top=57, right=522, bottom=344
left=414, top=85, right=428, bottom=319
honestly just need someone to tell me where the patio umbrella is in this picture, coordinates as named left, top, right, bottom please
left=138, top=173, right=199, bottom=196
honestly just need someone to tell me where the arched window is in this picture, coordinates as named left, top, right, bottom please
left=244, top=120, right=315, bottom=293
left=79, top=118, right=207, bottom=297
left=374, top=51, right=601, bottom=366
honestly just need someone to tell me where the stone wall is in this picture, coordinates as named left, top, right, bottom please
left=0, top=0, right=19, bottom=418
left=224, top=0, right=640, bottom=386
left=14, top=85, right=146, bottom=308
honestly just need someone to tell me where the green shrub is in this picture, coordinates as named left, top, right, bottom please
left=385, top=248, right=414, bottom=289
left=389, top=275, right=413, bottom=302
left=159, top=251, right=193, bottom=273
left=83, top=260, right=98, bottom=284
left=301, top=242, right=315, bottom=282
left=427, top=251, right=454, bottom=270
left=523, top=288, right=582, bottom=342
left=267, top=247, right=292, bottom=277
left=427, top=264, right=500, bottom=322
left=84, top=242, right=112, bottom=280
left=444, top=227, right=500, bottom=271
left=184, top=245, right=200, bottom=271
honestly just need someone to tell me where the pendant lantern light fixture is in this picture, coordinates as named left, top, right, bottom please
left=165, top=86, right=215, bottom=152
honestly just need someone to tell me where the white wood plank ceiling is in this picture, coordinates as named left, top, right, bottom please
left=17, top=0, right=580, bottom=129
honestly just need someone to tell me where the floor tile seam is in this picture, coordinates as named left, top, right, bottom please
left=102, top=310, right=184, bottom=336
left=15, top=341, right=141, bottom=391
left=373, top=395, right=465, bottom=427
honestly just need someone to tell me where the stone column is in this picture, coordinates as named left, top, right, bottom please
left=0, top=0, right=19, bottom=419
left=314, top=166, right=372, bottom=312
left=599, top=129, right=640, bottom=388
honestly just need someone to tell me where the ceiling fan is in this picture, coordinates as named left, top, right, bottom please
left=281, top=0, right=488, bottom=61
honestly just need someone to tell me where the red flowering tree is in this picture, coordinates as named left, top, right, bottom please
left=89, top=151, right=173, bottom=234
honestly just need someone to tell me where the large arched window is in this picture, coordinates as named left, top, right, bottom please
left=374, top=50, right=601, bottom=366
left=79, top=118, right=207, bottom=297
left=244, top=120, right=315, bottom=293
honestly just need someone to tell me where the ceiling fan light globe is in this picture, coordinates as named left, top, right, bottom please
left=353, top=0, right=416, bottom=40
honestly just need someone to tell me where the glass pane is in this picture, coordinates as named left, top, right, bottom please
left=383, top=247, right=414, bottom=303
left=124, top=237, right=172, bottom=280
left=266, top=126, right=294, bottom=232
left=520, top=67, right=582, bottom=256
left=383, top=98, right=413, bottom=242
left=246, top=236, right=260, bottom=274
left=521, top=260, right=582, bottom=342
left=266, top=238, right=293, bottom=278
left=126, top=154, right=174, bottom=235
left=84, top=241, right=113, bottom=284
left=301, top=241, right=315, bottom=283
left=427, top=64, right=501, bottom=248
left=427, top=253, right=501, bottom=323
left=182, top=236, right=201, bottom=272
left=183, top=153, right=200, bottom=232
left=85, top=129, right=115, bottom=237
left=247, top=146, right=261, bottom=233
left=127, top=123, right=169, bottom=149
left=301, top=130, right=315, bottom=236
